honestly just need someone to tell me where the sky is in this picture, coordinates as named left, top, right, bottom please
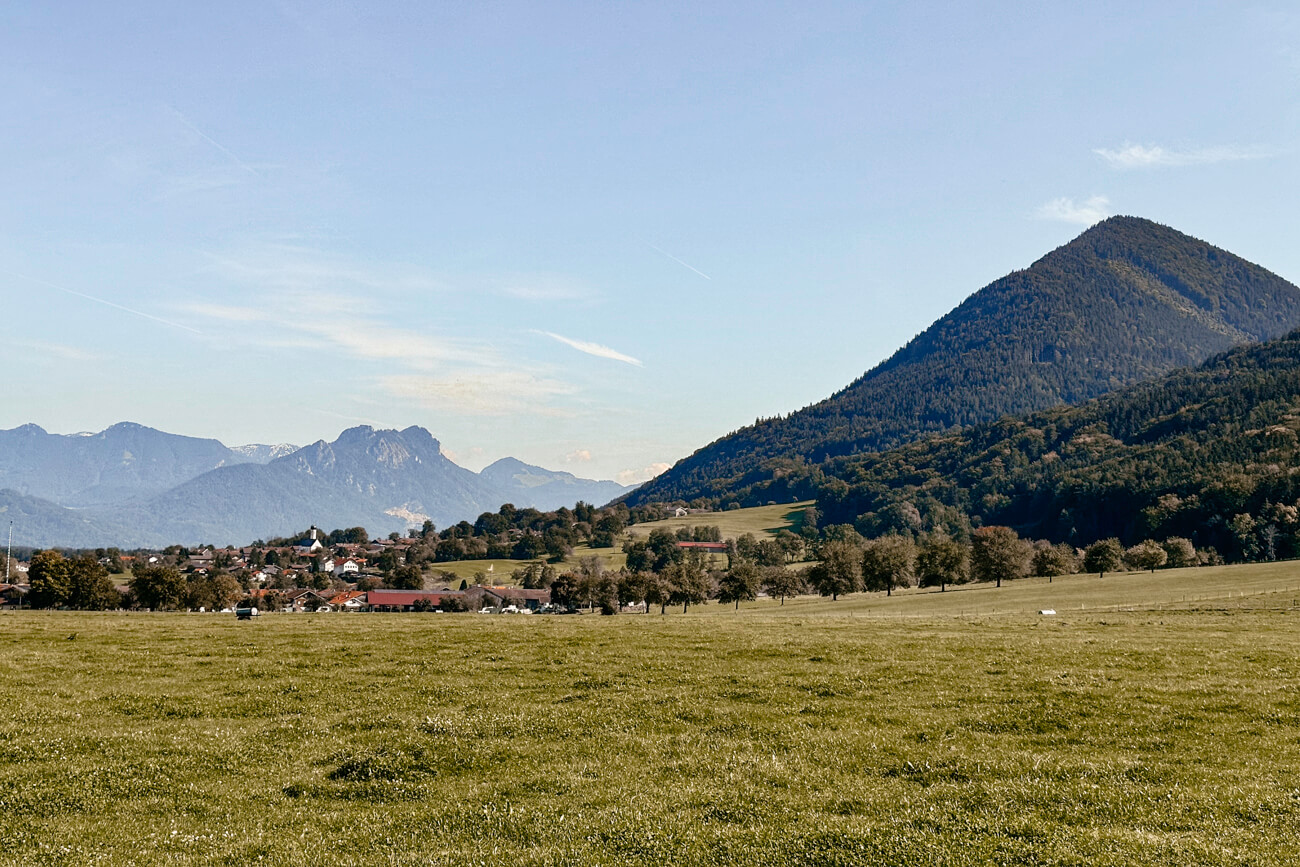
left=1, top=2, right=1297, bottom=485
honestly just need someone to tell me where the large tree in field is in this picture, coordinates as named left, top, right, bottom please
left=1083, top=538, right=1124, bottom=577
left=860, top=535, right=914, bottom=597
left=617, top=570, right=651, bottom=612
left=667, top=550, right=711, bottom=613
left=915, top=531, right=967, bottom=592
left=66, top=554, right=120, bottom=610
left=1125, top=539, right=1168, bottom=573
left=644, top=570, right=673, bottom=615
left=762, top=566, right=806, bottom=605
left=27, top=550, right=71, bottom=609
left=807, top=539, right=862, bottom=601
left=717, top=560, right=760, bottom=610
left=129, top=564, right=186, bottom=610
left=1162, top=537, right=1197, bottom=568
left=970, top=526, right=1029, bottom=588
left=1031, top=542, right=1076, bottom=582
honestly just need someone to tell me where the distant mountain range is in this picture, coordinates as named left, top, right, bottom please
left=0, top=424, right=633, bottom=548
left=626, top=216, right=1300, bottom=506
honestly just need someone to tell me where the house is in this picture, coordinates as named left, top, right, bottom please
left=0, top=584, right=28, bottom=607
left=674, top=507, right=689, bottom=517
left=333, top=559, right=362, bottom=578
left=472, top=586, right=551, bottom=611
left=327, top=589, right=367, bottom=611
left=284, top=588, right=331, bottom=612
left=676, top=541, right=728, bottom=552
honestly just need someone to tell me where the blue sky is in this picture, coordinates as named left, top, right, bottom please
left=2, top=2, right=1297, bottom=484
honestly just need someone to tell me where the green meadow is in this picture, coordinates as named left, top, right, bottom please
left=4, top=563, right=1300, bottom=865
left=427, top=502, right=809, bottom=582
left=624, top=501, right=813, bottom=541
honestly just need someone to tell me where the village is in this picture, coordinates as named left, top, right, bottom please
left=0, top=525, right=559, bottom=614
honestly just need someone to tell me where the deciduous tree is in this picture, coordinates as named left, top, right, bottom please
left=915, top=531, right=967, bottom=592
left=1162, top=537, right=1197, bottom=568
left=1083, top=538, right=1124, bottom=577
left=1031, top=542, right=1076, bottom=582
left=762, top=566, right=806, bottom=605
left=717, top=560, right=760, bottom=610
left=970, top=526, right=1029, bottom=588
left=129, top=564, right=186, bottom=610
left=27, top=550, right=71, bottom=609
left=860, top=535, right=914, bottom=596
left=1125, top=539, right=1168, bottom=573
left=806, top=539, right=862, bottom=600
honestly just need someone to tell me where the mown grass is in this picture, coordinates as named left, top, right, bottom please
left=3, top=566, right=1300, bottom=865
left=625, top=501, right=812, bottom=540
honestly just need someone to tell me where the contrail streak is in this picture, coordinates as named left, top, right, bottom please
left=645, top=242, right=712, bottom=280
left=167, top=106, right=261, bottom=176
left=2, top=271, right=203, bottom=334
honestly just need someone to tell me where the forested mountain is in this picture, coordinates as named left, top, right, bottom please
left=728, top=328, right=1300, bottom=558
left=628, top=217, right=1300, bottom=505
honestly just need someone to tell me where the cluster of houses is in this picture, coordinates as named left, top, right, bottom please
left=0, top=527, right=554, bottom=613
left=267, top=586, right=553, bottom=614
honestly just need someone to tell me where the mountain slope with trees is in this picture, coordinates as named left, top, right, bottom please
left=734, top=328, right=1300, bottom=560
left=628, top=217, right=1300, bottom=505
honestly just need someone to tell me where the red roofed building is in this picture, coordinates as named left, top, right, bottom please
left=365, top=589, right=463, bottom=612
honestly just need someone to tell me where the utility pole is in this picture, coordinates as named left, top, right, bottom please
left=4, top=520, right=10, bottom=584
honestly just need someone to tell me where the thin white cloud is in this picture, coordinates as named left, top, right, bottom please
left=166, top=105, right=261, bottom=177
left=539, top=331, right=643, bottom=367
left=645, top=242, right=712, bottom=280
left=565, top=449, right=593, bottom=463
left=184, top=245, right=600, bottom=418
left=4, top=270, right=203, bottom=334
left=379, top=372, right=577, bottom=416
left=499, top=281, right=591, bottom=302
left=8, top=338, right=102, bottom=362
left=186, top=302, right=267, bottom=322
left=1094, top=142, right=1274, bottom=169
left=617, top=462, right=671, bottom=486
left=1034, top=195, right=1111, bottom=226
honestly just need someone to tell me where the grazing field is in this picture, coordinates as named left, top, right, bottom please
left=4, top=565, right=1300, bottom=865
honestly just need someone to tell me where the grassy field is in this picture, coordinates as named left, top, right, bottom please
left=418, top=502, right=808, bottom=585
left=424, top=544, right=627, bottom=584
left=625, top=501, right=812, bottom=540
left=4, top=562, right=1300, bottom=865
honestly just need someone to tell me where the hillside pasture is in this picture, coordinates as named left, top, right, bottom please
left=624, top=501, right=812, bottom=540
left=415, top=501, right=809, bottom=586
left=4, top=561, right=1300, bottom=864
